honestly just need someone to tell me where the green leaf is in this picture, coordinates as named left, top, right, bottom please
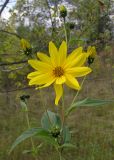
left=41, top=110, right=61, bottom=131
left=9, top=128, right=43, bottom=154
left=66, top=98, right=114, bottom=116
left=37, top=130, right=58, bottom=147
left=22, top=143, right=43, bottom=155
left=9, top=127, right=59, bottom=154
left=63, top=126, right=71, bottom=143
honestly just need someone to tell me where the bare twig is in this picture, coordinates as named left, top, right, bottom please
left=1, top=64, right=27, bottom=72
left=0, top=0, right=10, bottom=16
left=0, top=60, right=27, bottom=66
left=0, top=30, right=21, bottom=39
left=0, top=86, right=34, bottom=93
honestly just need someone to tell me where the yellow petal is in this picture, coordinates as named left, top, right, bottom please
left=59, top=41, right=67, bottom=65
left=56, top=76, right=66, bottom=84
left=29, top=73, right=53, bottom=85
left=87, top=46, right=96, bottom=58
left=65, top=74, right=80, bottom=90
left=36, top=78, right=56, bottom=89
left=64, top=54, right=86, bottom=68
left=87, top=46, right=92, bottom=56
left=66, top=67, right=92, bottom=77
left=37, top=52, right=51, bottom=64
left=54, top=83, right=63, bottom=105
left=64, top=47, right=83, bottom=67
left=27, top=71, right=41, bottom=79
left=20, top=39, right=31, bottom=50
left=49, top=41, right=59, bottom=66
left=28, top=60, right=53, bottom=72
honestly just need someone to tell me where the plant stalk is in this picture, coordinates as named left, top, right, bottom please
left=63, top=18, right=68, bottom=46
left=70, top=76, right=86, bottom=107
left=25, top=105, right=38, bottom=160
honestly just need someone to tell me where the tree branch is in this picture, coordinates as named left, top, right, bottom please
left=0, top=86, right=34, bottom=93
left=0, top=30, right=21, bottom=39
left=0, top=60, right=27, bottom=66
left=0, top=0, right=10, bottom=16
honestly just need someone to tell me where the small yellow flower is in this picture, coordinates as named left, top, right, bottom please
left=86, top=46, right=96, bottom=65
left=20, top=38, right=31, bottom=50
left=87, top=46, right=96, bottom=58
left=20, top=38, right=32, bottom=56
left=27, top=41, right=92, bottom=105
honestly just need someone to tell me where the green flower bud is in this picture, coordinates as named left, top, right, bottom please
left=24, top=47, right=32, bottom=56
left=59, top=5, right=67, bottom=18
left=20, top=94, right=30, bottom=102
left=50, top=126, right=60, bottom=138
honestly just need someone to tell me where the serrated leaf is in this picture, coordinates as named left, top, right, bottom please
left=66, top=98, right=114, bottom=116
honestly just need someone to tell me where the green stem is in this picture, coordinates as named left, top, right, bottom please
left=25, top=109, right=38, bottom=160
left=59, top=151, right=62, bottom=160
left=61, top=94, right=65, bottom=128
left=56, top=148, right=63, bottom=160
left=70, top=76, right=86, bottom=107
left=25, top=112, right=35, bottom=148
left=61, top=17, right=68, bottom=127
left=63, top=18, right=67, bottom=46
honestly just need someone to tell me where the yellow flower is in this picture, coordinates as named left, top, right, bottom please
left=86, top=46, right=96, bottom=65
left=87, top=46, right=96, bottom=58
left=27, top=41, right=92, bottom=105
left=20, top=38, right=31, bottom=50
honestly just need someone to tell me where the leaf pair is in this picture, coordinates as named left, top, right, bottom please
left=9, top=110, right=74, bottom=154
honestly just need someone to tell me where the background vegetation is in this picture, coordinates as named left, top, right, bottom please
left=0, top=0, right=114, bottom=159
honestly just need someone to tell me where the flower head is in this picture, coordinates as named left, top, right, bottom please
left=20, top=38, right=32, bottom=56
left=21, top=39, right=31, bottom=50
left=59, top=5, right=67, bottom=18
left=86, top=46, right=96, bottom=65
left=27, top=41, right=92, bottom=105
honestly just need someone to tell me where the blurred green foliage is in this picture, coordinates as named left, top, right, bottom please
left=0, top=0, right=113, bottom=91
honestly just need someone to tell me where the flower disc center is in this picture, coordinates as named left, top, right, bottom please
left=53, top=66, right=64, bottom=77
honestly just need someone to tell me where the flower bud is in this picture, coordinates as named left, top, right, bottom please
left=87, top=46, right=96, bottom=65
left=50, top=126, right=60, bottom=138
left=20, top=94, right=30, bottom=102
left=20, top=38, right=32, bottom=56
left=59, top=5, right=67, bottom=18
